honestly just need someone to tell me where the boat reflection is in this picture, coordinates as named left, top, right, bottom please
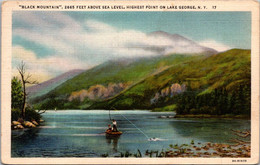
left=105, top=134, right=120, bottom=152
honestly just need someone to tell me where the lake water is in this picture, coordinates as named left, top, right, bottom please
left=11, top=110, right=250, bottom=157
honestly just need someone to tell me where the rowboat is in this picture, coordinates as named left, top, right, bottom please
left=105, top=129, right=122, bottom=135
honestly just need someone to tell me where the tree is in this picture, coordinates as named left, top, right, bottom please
left=11, top=77, right=23, bottom=109
left=17, top=61, right=38, bottom=119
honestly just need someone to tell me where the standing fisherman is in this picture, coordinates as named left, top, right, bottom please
left=112, top=119, right=118, bottom=132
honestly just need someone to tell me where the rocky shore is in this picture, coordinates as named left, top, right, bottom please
left=12, top=119, right=44, bottom=130
left=157, top=114, right=250, bottom=119
left=158, top=115, right=175, bottom=119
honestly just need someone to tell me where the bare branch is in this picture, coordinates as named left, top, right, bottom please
left=25, top=73, right=32, bottom=81
left=16, top=61, right=39, bottom=119
left=17, top=61, right=26, bottom=75
left=17, top=62, right=39, bottom=85
left=25, top=80, right=39, bottom=85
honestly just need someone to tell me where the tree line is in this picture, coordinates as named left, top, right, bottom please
left=174, top=85, right=251, bottom=115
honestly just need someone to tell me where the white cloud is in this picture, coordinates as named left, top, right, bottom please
left=13, top=12, right=222, bottom=82
left=14, top=12, right=82, bottom=32
left=12, top=45, right=37, bottom=61
left=85, top=20, right=116, bottom=33
left=13, top=28, right=75, bottom=55
left=14, top=12, right=204, bottom=61
left=12, top=46, right=92, bottom=82
left=198, top=40, right=231, bottom=52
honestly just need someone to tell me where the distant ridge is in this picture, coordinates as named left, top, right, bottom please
left=148, top=31, right=218, bottom=56
left=27, top=69, right=85, bottom=99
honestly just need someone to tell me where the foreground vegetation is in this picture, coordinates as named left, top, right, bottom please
left=12, top=76, right=43, bottom=129
left=104, top=142, right=250, bottom=158
left=11, top=62, right=43, bottom=129
left=103, top=129, right=250, bottom=158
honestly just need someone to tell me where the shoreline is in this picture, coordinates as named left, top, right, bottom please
left=174, top=114, right=250, bottom=119
left=41, top=110, right=250, bottom=119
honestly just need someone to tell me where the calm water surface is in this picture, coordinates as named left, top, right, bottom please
left=11, top=110, right=250, bottom=157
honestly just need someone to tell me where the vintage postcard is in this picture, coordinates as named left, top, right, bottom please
left=1, top=0, right=259, bottom=164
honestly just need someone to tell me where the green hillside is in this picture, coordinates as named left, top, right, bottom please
left=53, top=55, right=197, bottom=95
left=32, top=49, right=251, bottom=116
left=31, top=54, right=197, bottom=109
left=90, top=49, right=250, bottom=113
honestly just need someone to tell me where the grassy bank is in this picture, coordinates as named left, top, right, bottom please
left=151, top=104, right=176, bottom=112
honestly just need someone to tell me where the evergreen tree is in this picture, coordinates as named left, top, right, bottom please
left=243, top=85, right=251, bottom=115
left=11, top=77, right=23, bottom=110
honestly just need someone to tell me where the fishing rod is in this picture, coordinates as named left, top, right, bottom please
left=120, top=114, right=150, bottom=139
left=109, top=107, right=118, bottom=121
left=109, top=109, right=112, bottom=121
left=110, top=107, right=158, bottom=141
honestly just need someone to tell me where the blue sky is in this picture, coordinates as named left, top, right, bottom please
left=12, top=11, right=251, bottom=82
left=67, top=11, right=251, bottom=48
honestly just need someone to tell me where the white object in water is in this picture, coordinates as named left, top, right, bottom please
left=160, top=116, right=167, bottom=118
left=148, top=137, right=168, bottom=141
left=148, top=137, right=159, bottom=141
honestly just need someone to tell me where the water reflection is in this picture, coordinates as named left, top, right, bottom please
left=170, top=119, right=251, bottom=143
left=12, top=128, right=39, bottom=142
left=105, top=135, right=120, bottom=152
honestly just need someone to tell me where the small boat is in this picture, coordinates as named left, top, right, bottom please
left=105, top=129, right=122, bottom=135
left=106, top=108, right=123, bottom=136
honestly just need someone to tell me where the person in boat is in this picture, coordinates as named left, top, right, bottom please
left=112, top=119, right=118, bottom=132
left=107, top=124, right=112, bottom=132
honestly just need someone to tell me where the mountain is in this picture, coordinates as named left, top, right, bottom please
left=32, top=32, right=217, bottom=99
left=147, top=31, right=218, bottom=56
left=29, top=31, right=250, bottom=115
left=31, top=54, right=200, bottom=109
left=27, top=69, right=84, bottom=99
left=31, top=49, right=250, bottom=115
left=30, top=32, right=217, bottom=102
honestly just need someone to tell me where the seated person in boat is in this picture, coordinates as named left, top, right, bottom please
left=107, top=124, right=112, bottom=132
left=112, top=119, right=118, bottom=132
